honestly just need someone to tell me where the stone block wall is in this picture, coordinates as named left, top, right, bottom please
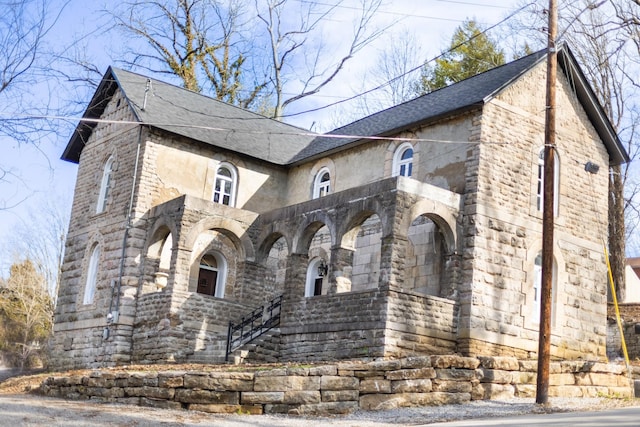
left=277, top=290, right=389, bottom=361
left=607, top=303, right=640, bottom=360
left=131, top=290, right=255, bottom=364
left=385, top=289, right=458, bottom=357
left=39, top=356, right=632, bottom=415
left=458, top=61, right=611, bottom=360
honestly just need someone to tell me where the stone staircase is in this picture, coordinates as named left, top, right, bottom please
left=227, top=327, right=281, bottom=364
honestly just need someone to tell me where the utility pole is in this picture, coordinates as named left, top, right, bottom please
left=536, top=0, right=557, bottom=406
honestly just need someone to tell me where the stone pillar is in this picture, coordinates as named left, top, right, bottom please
left=235, top=260, right=271, bottom=303
left=284, top=253, right=309, bottom=298
left=441, top=252, right=462, bottom=299
left=379, top=234, right=409, bottom=289
left=172, top=245, right=193, bottom=293
left=329, top=246, right=355, bottom=294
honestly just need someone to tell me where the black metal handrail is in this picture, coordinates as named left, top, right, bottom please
left=225, top=294, right=283, bottom=362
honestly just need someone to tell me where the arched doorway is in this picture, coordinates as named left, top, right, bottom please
left=196, top=252, right=227, bottom=298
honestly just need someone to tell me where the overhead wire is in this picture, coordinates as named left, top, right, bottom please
left=278, top=0, right=538, bottom=120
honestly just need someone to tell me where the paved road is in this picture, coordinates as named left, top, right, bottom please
left=2, top=394, right=640, bottom=426
left=427, top=406, right=640, bottom=426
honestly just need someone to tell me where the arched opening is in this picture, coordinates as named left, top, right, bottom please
left=405, top=215, right=446, bottom=296
left=306, top=257, right=327, bottom=297
left=263, top=235, right=288, bottom=298
left=304, top=224, right=331, bottom=296
left=196, top=252, right=227, bottom=298
left=350, top=214, right=382, bottom=292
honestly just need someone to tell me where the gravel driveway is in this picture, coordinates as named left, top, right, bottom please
left=1, top=393, right=638, bottom=427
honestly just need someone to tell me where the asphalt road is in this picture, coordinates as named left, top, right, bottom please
left=427, top=406, right=640, bottom=426
left=2, top=394, right=640, bottom=427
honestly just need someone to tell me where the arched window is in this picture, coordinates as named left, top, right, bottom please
left=96, top=157, right=114, bottom=213
left=393, top=143, right=414, bottom=177
left=536, top=148, right=559, bottom=216
left=197, top=252, right=227, bottom=298
left=532, top=252, right=556, bottom=324
left=213, top=163, right=237, bottom=207
left=83, top=245, right=100, bottom=305
left=305, top=257, right=327, bottom=297
left=313, top=168, right=331, bottom=199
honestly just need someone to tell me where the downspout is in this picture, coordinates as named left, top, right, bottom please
left=108, top=124, right=144, bottom=328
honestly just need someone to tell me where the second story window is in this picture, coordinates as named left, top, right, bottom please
left=536, top=147, right=559, bottom=216
left=213, top=163, right=237, bottom=207
left=313, top=168, right=331, bottom=199
left=96, top=156, right=114, bottom=213
left=393, top=143, right=413, bottom=177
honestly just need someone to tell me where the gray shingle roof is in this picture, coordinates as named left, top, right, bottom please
left=62, top=67, right=314, bottom=164
left=62, top=44, right=628, bottom=166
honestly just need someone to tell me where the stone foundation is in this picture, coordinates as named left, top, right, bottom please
left=39, top=355, right=631, bottom=415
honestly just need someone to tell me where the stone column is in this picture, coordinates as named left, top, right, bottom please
left=379, top=234, right=409, bottom=290
left=328, top=246, right=355, bottom=294
left=441, top=252, right=462, bottom=299
left=284, top=253, right=309, bottom=298
left=172, top=245, right=193, bottom=293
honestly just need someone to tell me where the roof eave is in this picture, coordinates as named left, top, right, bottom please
left=557, top=47, right=630, bottom=165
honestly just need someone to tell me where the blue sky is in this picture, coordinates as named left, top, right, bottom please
left=7, top=0, right=624, bottom=277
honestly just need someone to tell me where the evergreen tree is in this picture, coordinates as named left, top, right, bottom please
left=416, top=19, right=505, bottom=94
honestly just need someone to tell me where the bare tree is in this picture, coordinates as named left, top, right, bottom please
left=0, top=259, right=53, bottom=369
left=255, top=0, right=389, bottom=119
left=111, top=0, right=263, bottom=107
left=351, top=29, right=422, bottom=118
left=4, top=190, right=70, bottom=305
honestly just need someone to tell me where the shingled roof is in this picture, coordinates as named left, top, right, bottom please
left=62, top=44, right=628, bottom=166
left=289, top=44, right=628, bottom=165
left=62, top=67, right=314, bottom=164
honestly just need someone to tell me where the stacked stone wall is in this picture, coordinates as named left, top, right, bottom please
left=385, top=289, right=458, bottom=357
left=277, top=290, right=388, bottom=361
left=607, top=303, right=640, bottom=360
left=131, top=291, right=255, bottom=364
left=459, top=61, right=610, bottom=360
left=52, top=88, right=145, bottom=370
left=39, top=356, right=631, bottom=415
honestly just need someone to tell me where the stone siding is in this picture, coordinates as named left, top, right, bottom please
left=385, top=289, right=458, bottom=357
left=39, top=356, right=632, bottom=415
left=458, top=62, right=610, bottom=359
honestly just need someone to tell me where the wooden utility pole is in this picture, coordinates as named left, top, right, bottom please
left=536, top=0, right=557, bottom=406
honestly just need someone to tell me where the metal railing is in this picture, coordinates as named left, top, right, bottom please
left=225, top=294, right=283, bottom=362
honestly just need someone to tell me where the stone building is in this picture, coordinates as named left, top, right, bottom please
left=50, top=45, right=628, bottom=370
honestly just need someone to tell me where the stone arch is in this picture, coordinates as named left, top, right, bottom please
left=142, top=216, right=180, bottom=294
left=401, top=200, right=458, bottom=298
left=293, top=212, right=336, bottom=254
left=184, top=216, right=254, bottom=262
left=340, top=210, right=383, bottom=293
left=405, top=199, right=458, bottom=254
left=256, top=231, right=290, bottom=297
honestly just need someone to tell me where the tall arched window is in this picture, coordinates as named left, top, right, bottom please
left=197, top=252, right=227, bottom=298
left=83, top=245, right=100, bottom=305
left=536, top=148, right=559, bottom=216
left=392, top=143, right=414, bottom=177
left=96, top=157, right=114, bottom=213
left=313, top=168, right=331, bottom=199
left=532, top=252, right=556, bottom=324
left=213, top=163, right=237, bottom=207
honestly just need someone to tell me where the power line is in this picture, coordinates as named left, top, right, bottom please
left=279, top=1, right=538, bottom=120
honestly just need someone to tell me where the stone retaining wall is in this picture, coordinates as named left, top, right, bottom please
left=39, top=355, right=631, bottom=415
